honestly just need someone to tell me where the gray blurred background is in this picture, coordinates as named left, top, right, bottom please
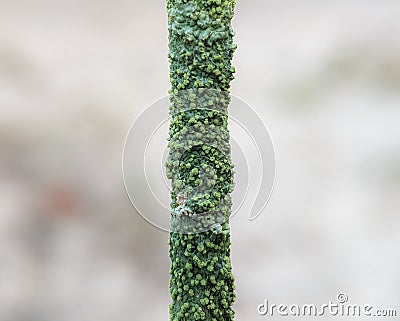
left=1, top=0, right=399, bottom=320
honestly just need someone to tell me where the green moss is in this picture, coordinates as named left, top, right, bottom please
left=166, top=0, right=236, bottom=320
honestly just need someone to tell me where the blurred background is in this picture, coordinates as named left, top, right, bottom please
left=0, top=0, right=399, bottom=320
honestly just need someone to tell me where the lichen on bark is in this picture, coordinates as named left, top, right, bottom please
left=166, top=1, right=237, bottom=320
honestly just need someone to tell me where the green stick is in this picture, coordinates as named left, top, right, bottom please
left=166, top=1, right=237, bottom=320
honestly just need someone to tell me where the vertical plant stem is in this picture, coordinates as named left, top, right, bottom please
left=166, top=1, right=237, bottom=320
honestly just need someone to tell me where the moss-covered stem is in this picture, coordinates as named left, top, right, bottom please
left=166, top=1, right=237, bottom=320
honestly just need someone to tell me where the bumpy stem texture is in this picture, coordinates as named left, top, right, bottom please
left=166, top=1, right=237, bottom=320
